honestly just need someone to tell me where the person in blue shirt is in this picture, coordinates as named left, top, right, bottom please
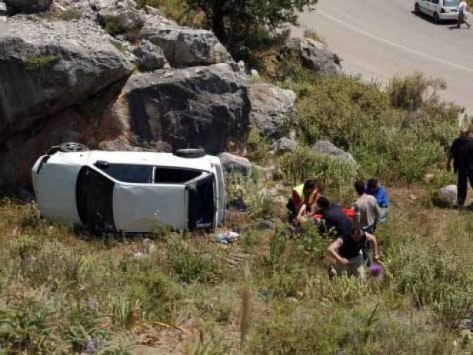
left=365, top=178, right=388, bottom=224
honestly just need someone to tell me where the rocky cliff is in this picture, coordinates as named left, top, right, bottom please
left=0, top=0, right=341, bottom=193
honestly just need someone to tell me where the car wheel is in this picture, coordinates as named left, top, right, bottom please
left=415, top=3, right=420, bottom=14
left=174, top=148, right=206, bottom=158
left=59, top=142, right=89, bottom=153
left=433, top=12, right=440, bottom=23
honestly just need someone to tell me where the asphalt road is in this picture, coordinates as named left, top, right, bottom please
left=297, top=0, right=473, bottom=114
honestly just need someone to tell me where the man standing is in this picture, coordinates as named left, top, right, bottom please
left=287, top=180, right=319, bottom=224
left=327, top=228, right=380, bottom=280
left=354, top=180, right=380, bottom=266
left=366, top=178, right=389, bottom=224
left=447, top=128, right=472, bottom=207
left=458, top=0, right=471, bottom=29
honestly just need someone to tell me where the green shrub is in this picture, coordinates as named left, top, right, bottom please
left=24, top=55, right=59, bottom=70
left=57, top=9, right=81, bottom=21
left=279, top=146, right=357, bottom=201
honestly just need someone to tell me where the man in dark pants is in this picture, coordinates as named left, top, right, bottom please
left=461, top=133, right=473, bottom=205
left=447, top=128, right=472, bottom=207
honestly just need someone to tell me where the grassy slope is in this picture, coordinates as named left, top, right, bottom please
left=1, top=183, right=473, bottom=353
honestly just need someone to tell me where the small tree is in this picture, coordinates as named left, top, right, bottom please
left=187, top=0, right=317, bottom=43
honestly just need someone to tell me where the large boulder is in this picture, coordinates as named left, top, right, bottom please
left=0, top=17, right=133, bottom=137
left=219, top=152, right=251, bottom=175
left=111, top=63, right=250, bottom=153
left=139, top=15, right=233, bottom=67
left=437, top=185, right=457, bottom=206
left=4, top=0, right=51, bottom=13
left=312, top=141, right=357, bottom=165
left=132, top=39, right=168, bottom=71
left=285, top=38, right=342, bottom=76
left=249, top=83, right=296, bottom=139
left=274, top=137, right=298, bottom=153
left=97, top=0, right=146, bottom=35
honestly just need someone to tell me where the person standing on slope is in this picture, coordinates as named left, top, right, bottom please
left=458, top=1, right=471, bottom=29
left=447, top=128, right=472, bottom=207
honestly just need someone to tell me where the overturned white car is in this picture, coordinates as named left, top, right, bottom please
left=32, top=143, right=226, bottom=233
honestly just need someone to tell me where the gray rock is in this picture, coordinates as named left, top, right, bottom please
left=0, top=17, right=133, bottom=137
left=285, top=38, right=342, bottom=76
left=120, top=63, right=250, bottom=153
left=97, top=0, right=145, bottom=35
left=218, top=152, right=251, bottom=175
left=274, top=137, right=298, bottom=153
left=250, top=83, right=296, bottom=139
left=132, top=39, right=168, bottom=71
left=140, top=15, right=233, bottom=67
left=4, top=0, right=51, bottom=13
left=437, top=185, right=457, bottom=205
left=312, top=141, right=357, bottom=165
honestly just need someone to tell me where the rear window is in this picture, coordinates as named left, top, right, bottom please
left=444, top=0, right=459, bottom=6
left=154, top=167, right=202, bottom=183
left=97, top=163, right=153, bottom=183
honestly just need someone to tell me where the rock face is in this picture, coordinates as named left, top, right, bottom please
left=115, top=63, right=250, bottom=153
left=285, top=38, right=342, bottom=76
left=0, top=17, right=133, bottom=136
left=140, top=15, right=233, bottom=67
left=97, top=0, right=146, bottom=35
left=437, top=185, right=457, bottom=205
left=4, top=0, right=51, bottom=13
left=249, top=83, right=296, bottom=139
left=312, top=141, right=357, bottom=165
left=132, top=39, right=168, bottom=71
left=219, top=152, right=251, bottom=175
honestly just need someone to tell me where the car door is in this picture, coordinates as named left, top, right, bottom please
left=187, top=173, right=216, bottom=230
left=113, top=183, right=188, bottom=233
left=420, top=0, right=432, bottom=13
left=430, top=0, right=440, bottom=14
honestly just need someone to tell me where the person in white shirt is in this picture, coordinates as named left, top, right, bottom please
left=458, top=1, right=471, bottom=29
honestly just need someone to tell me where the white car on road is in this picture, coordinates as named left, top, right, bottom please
left=415, top=0, right=460, bottom=23
left=32, top=143, right=226, bottom=234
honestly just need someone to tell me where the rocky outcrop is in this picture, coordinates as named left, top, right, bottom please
left=0, top=17, right=133, bottom=137
left=109, top=63, right=250, bottom=153
left=285, top=38, right=342, bottom=76
left=4, top=0, right=51, bottom=13
left=132, top=39, right=168, bottom=71
left=219, top=152, right=251, bottom=175
left=249, top=83, right=296, bottom=139
left=140, top=15, right=233, bottom=67
left=312, top=141, right=357, bottom=165
left=97, top=0, right=145, bottom=35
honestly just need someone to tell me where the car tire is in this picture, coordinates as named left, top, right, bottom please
left=433, top=12, right=440, bottom=23
left=59, top=142, right=89, bottom=153
left=415, top=3, right=420, bottom=14
left=174, top=148, right=206, bottom=158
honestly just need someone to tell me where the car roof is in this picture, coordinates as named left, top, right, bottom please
left=46, top=151, right=220, bottom=171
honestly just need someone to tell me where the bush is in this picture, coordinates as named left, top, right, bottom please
left=278, top=62, right=460, bottom=184
left=279, top=146, right=357, bottom=202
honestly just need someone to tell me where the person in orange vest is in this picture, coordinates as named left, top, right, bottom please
left=286, top=180, right=320, bottom=224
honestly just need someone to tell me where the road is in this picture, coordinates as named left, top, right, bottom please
left=297, top=0, right=473, bottom=114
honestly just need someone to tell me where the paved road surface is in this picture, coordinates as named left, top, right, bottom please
left=298, top=0, right=473, bottom=114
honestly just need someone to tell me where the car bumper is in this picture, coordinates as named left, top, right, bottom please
left=439, top=12, right=458, bottom=20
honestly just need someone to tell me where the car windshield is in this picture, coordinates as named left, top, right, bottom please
left=444, top=0, right=460, bottom=7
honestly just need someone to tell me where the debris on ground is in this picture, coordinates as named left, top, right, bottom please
left=216, top=230, right=240, bottom=244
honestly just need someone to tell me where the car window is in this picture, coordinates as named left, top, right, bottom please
left=154, top=167, right=202, bottom=184
left=97, top=163, right=153, bottom=183
left=431, top=0, right=439, bottom=4
left=443, top=0, right=459, bottom=6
